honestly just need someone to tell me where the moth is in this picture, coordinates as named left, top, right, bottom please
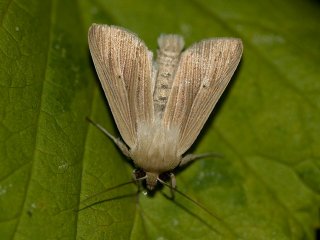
left=88, top=24, right=243, bottom=191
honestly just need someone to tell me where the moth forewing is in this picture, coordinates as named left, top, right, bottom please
left=88, top=24, right=243, bottom=190
left=163, top=38, right=243, bottom=155
left=88, top=24, right=154, bottom=149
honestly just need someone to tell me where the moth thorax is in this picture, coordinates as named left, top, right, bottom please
left=153, top=34, right=185, bottom=117
left=146, top=172, right=158, bottom=190
left=130, top=120, right=181, bottom=173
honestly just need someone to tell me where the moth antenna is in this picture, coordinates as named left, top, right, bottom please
left=79, top=173, right=148, bottom=211
left=78, top=180, right=135, bottom=211
left=78, top=192, right=137, bottom=212
left=157, top=178, right=221, bottom=221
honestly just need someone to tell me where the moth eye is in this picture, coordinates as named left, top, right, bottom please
left=158, top=172, right=171, bottom=182
left=134, top=169, right=146, bottom=179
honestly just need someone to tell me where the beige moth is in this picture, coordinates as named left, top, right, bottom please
left=88, top=24, right=243, bottom=191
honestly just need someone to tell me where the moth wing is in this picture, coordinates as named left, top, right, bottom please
left=88, top=24, right=154, bottom=148
left=163, top=38, right=243, bottom=155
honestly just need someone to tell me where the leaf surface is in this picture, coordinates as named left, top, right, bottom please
left=0, top=0, right=319, bottom=239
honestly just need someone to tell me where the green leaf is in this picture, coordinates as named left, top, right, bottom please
left=0, top=0, right=319, bottom=239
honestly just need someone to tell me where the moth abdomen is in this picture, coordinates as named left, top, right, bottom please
left=153, top=34, right=185, bottom=117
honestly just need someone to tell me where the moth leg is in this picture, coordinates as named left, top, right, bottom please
left=132, top=169, right=148, bottom=204
left=157, top=173, right=176, bottom=199
left=131, top=171, right=140, bottom=196
left=180, top=153, right=222, bottom=167
left=86, top=117, right=130, bottom=157
left=169, top=173, right=176, bottom=199
left=132, top=169, right=148, bottom=192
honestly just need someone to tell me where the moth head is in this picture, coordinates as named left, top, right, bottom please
left=134, top=169, right=172, bottom=190
left=145, top=172, right=158, bottom=190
